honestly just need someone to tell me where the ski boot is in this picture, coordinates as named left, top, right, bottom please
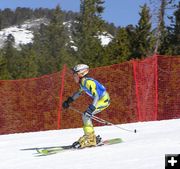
left=96, top=135, right=103, bottom=145
left=72, top=132, right=97, bottom=149
left=72, top=134, right=102, bottom=149
left=72, top=141, right=81, bottom=149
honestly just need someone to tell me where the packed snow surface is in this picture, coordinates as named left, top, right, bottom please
left=0, top=119, right=180, bottom=169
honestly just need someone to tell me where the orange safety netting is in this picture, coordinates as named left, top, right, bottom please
left=133, top=56, right=158, bottom=121
left=157, top=56, right=180, bottom=120
left=0, top=72, right=62, bottom=134
left=0, top=55, right=179, bottom=134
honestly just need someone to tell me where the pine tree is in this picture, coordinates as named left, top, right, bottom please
left=3, top=34, right=17, bottom=79
left=1, top=8, right=14, bottom=28
left=11, top=45, right=39, bottom=79
left=170, top=2, right=180, bottom=55
left=125, top=25, right=138, bottom=59
left=75, top=0, right=105, bottom=67
left=33, top=5, right=69, bottom=74
left=135, top=4, right=154, bottom=58
left=0, top=50, right=10, bottom=79
left=46, top=5, right=68, bottom=70
left=33, top=23, right=50, bottom=74
left=105, top=27, right=131, bottom=64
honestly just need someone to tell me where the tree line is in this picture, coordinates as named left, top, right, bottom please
left=0, top=0, right=179, bottom=80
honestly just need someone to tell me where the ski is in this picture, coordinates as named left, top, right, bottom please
left=35, top=138, right=123, bottom=156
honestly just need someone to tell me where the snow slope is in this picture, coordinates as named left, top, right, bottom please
left=0, top=18, right=47, bottom=48
left=0, top=119, right=180, bottom=169
left=0, top=25, right=33, bottom=47
left=0, top=19, right=112, bottom=49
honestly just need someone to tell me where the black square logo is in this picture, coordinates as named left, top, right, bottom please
left=165, top=154, right=180, bottom=169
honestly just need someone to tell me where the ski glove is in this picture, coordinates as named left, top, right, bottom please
left=62, top=97, right=74, bottom=109
left=85, top=104, right=96, bottom=117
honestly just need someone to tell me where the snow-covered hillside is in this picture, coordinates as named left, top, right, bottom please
left=0, top=18, right=113, bottom=49
left=0, top=119, right=180, bottom=169
left=0, top=25, right=33, bottom=48
left=0, top=18, right=49, bottom=49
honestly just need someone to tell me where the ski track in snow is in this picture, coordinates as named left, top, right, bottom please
left=0, top=119, right=180, bottom=169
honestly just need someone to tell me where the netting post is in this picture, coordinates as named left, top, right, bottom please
left=154, top=54, right=158, bottom=120
left=132, top=60, right=141, bottom=121
left=57, top=64, right=66, bottom=129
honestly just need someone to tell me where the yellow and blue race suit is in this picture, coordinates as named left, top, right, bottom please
left=72, top=77, right=110, bottom=134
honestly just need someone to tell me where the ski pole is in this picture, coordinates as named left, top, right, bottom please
left=69, top=106, right=137, bottom=133
left=92, top=114, right=137, bottom=133
left=69, top=106, right=109, bottom=125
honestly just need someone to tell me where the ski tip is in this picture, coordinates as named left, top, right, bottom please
left=103, top=138, right=123, bottom=145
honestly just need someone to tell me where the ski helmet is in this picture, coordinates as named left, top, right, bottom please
left=72, top=64, right=89, bottom=77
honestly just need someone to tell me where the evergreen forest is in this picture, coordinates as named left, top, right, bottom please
left=0, top=0, right=179, bottom=80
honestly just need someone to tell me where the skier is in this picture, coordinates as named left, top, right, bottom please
left=62, top=64, right=110, bottom=148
